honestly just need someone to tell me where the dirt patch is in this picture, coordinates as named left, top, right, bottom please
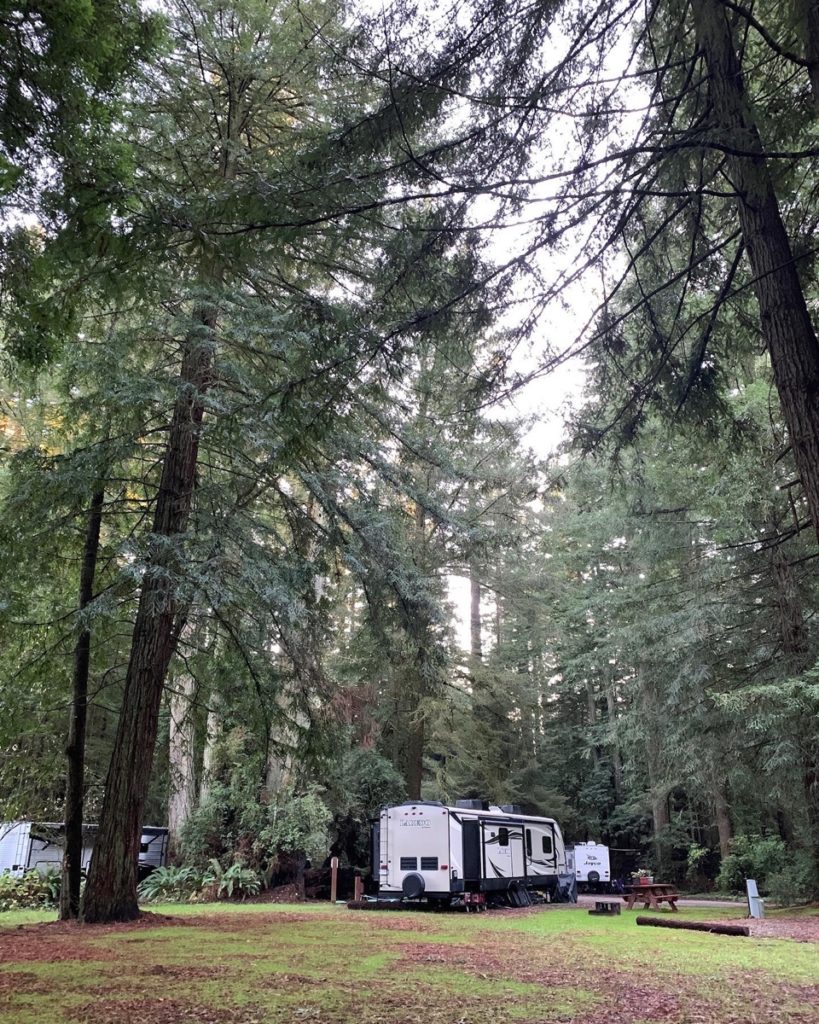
left=693, top=916, right=819, bottom=942
left=70, top=998, right=264, bottom=1024
left=187, top=910, right=320, bottom=932
left=0, top=912, right=179, bottom=964
left=140, top=964, right=231, bottom=979
left=0, top=968, right=54, bottom=995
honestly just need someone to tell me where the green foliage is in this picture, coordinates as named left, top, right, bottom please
left=324, top=748, right=406, bottom=865
left=0, top=869, right=60, bottom=911
left=686, top=844, right=709, bottom=884
left=766, top=852, right=816, bottom=906
left=136, top=866, right=203, bottom=904
left=259, top=790, right=332, bottom=866
left=202, top=860, right=262, bottom=900
left=716, top=835, right=789, bottom=895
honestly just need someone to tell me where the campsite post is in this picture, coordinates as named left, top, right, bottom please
left=330, top=856, right=339, bottom=903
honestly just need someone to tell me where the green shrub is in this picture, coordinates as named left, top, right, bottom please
left=137, top=865, right=203, bottom=903
left=202, top=859, right=261, bottom=900
left=766, top=852, right=816, bottom=906
left=716, top=834, right=788, bottom=894
left=0, top=869, right=61, bottom=911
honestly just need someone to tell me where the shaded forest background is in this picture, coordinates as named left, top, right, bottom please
left=1, top=0, right=818, bottom=917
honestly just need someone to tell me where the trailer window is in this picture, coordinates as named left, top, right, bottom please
left=498, top=827, right=509, bottom=847
left=525, top=829, right=532, bottom=857
left=400, top=857, right=417, bottom=870
left=542, top=835, right=553, bottom=855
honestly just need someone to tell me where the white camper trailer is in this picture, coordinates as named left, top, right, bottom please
left=0, top=822, right=169, bottom=879
left=373, top=800, right=572, bottom=905
left=566, top=841, right=611, bottom=892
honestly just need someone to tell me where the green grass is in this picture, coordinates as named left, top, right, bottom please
left=0, top=902, right=816, bottom=1023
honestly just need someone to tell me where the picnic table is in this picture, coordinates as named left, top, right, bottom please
left=622, top=883, right=680, bottom=911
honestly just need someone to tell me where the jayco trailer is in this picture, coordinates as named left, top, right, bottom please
left=566, top=841, right=611, bottom=892
left=0, top=822, right=169, bottom=879
left=373, top=800, right=571, bottom=903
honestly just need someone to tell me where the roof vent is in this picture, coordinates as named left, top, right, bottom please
left=455, top=799, right=487, bottom=810
left=500, top=804, right=522, bottom=814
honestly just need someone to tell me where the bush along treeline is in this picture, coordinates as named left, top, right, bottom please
left=2, top=0, right=819, bottom=920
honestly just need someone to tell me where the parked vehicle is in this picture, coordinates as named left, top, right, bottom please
left=372, top=800, right=574, bottom=905
left=0, top=821, right=168, bottom=879
left=566, top=841, right=611, bottom=892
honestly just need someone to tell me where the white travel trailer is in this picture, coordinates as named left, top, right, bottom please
left=566, top=841, right=611, bottom=892
left=0, top=822, right=169, bottom=879
left=373, top=800, right=571, bottom=904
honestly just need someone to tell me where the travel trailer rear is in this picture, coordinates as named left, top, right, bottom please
left=373, top=800, right=572, bottom=904
left=566, top=841, right=611, bottom=892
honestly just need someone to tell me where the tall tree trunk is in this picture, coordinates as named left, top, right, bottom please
left=168, top=668, right=197, bottom=860
left=713, top=779, right=733, bottom=859
left=770, top=542, right=819, bottom=877
left=199, top=694, right=220, bottom=804
left=470, top=561, right=482, bottom=664
left=405, top=712, right=425, bottom=800
left=60, top=487, right=104, bottom=920
left=691, top=0, right=819, bottom=541
left=83, top=317, right=215, bottom=923
left=605, top=681, right=623, bottom=803
left=797, top=0, right=819, bottom=110
left=586, top=679, right=600, bottom=770
left=643, top=677, right=670, bottom=875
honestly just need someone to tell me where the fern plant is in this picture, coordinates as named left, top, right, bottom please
left=203, top=860, right=261, bottom=900
left=137, top=865, right=203, bottom=903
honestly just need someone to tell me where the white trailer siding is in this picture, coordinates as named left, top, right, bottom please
left=379, top=804, right=452, bottom=896
left=377, top=803, right=568, bottom=900
left=0, top=822, right=33, bottom=876
left=569, top=842, right=611, bottom=891
left=0, top=822, right=168, bottom=878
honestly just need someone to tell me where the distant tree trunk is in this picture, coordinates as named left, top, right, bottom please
left=605, top=681, right=623, bottom=803
left=405, top=713, right=425, bottom=800
left=713, top=780, right=733, bottom=859
left=798, top=0, right=819, bottom=110
left=199, top=695, right=220, bottom=804
left=60, top=487, right=104, bottom=921
left=168, top=668, right=197, bottom=860
left=642, top=677, right=670, bottom=875
left=586, top=680, right=600, bottom=770
left=470, top=562, right=482, bottom=664
left=770, top=541, right=819, bottom=877
left=83, top=308, right=216, bottom=924
left=691, top=0, right=819, bottom=542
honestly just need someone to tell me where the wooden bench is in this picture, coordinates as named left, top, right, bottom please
left=588, top=900, right=621, bottom=916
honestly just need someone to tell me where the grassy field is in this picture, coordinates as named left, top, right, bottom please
left=0, top=902, right=817, bottom=1023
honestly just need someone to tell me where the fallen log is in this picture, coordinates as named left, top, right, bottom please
left=636, top=916, right=749, bottom=936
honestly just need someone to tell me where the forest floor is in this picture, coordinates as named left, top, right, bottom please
left=0, top=900, right=817, bottom=1024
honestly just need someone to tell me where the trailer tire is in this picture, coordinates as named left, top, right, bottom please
left=587, top=871, right=600, bottom=884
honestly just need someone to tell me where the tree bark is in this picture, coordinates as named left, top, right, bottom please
left=83, top=320, right=215, bottom=923
left=199, top=693, right=220, bottom=803
left=168, top=668, right=197, bottom=860
left=60, top=487, right=104, bottom=920
left=470, top=561, right=482, bottom=664
left=713, top=779, right=733, bottom=859
left=770, top=541, right=819, bottom=879
left=691, top=0, right=819, bottom=541
left=797, top=0, right=819, bottom=110
left=605, top=681, right=624, bottom=803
